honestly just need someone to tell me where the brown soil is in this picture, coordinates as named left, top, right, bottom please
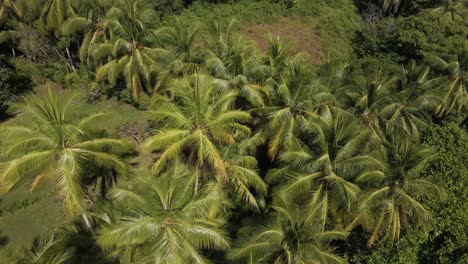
left=243, top=17, right=324, bottom=64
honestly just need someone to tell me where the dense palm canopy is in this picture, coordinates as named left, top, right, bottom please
left=257, top=57, right=333, bottom=160
left=144, top=74, right=249, bottom=178
left=144, top=74, right=266, bottom=208
left=425, top=45, right=468, bottom=118
left=205, top=22, right=267, bottom=107
left=0, top=88, right=130, bottom=216
left=268, top=108, right=382, bottom=227
left=93, top=0, right=160, bottom=101
left=98, top=161, right=230, bottom=264
left=352, top=142, right=442, bottom=247
left=228, top=196, right=348, bottom=264
left=0, top=0, right=466, bottom=262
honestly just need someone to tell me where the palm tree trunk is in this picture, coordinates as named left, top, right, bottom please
left=81, top=211, right=95, bottom=236
left=398, top=204, right=408, bottom=230
left=66, top=47, right=76, bottom=72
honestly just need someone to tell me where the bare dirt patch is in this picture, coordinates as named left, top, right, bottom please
left=243, top=17, right=324, bottom=64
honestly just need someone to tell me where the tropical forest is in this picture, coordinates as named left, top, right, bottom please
left=0, top=0, right=466, bottom=263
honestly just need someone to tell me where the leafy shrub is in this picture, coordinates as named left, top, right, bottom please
left=420, top=120, right=468, bottom=264
left=356, top=9, right=467, bottom=62
left=0, top=56, right=32, bottom=118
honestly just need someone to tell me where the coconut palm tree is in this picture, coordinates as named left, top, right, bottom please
left=425, top=44, right=468, bottom=118
left=221, top=132, right=268, bottom=209
left=264, top=34, right=295, bottom=82
left=9, top=232, right=73, bottom=264
left=0, top=0, right=22, bottom=25
left=336, top=73, right=396, bottom=115
left=61, top=0, right=112, bottom=65
left=370, top=60, right=437, bottom=142
left=351, top=142, right=442, bottom=247
left=153, top=19, right=202, bottom=77
left=268, top=108, right=382, bottom=228
left=228, top=196, right=348, bottom=264
left=93, top=0, right=160, bottom=101
left=204, top=20, right=267, bottom=107
left=257, top=57, right=334, bottom=160
left=40, top=0, right=76, bottom=37
left=144, top=74, right=266, bottom=207
left=433, top=0, right=467, bottom=22
left=0, top=88, right=130, bottom=217
left=97, top=161, right=230, bottom=264
left=95, top=37, right=161, bottom=101
left=144, top=74, right=250, bottom=178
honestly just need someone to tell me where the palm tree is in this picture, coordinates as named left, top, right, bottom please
left=371, top=60, right=436, bottom=142
left=433, top=0, right=467, bottom=22
left=94, top=0, right=160, bottom=101
left=204, top=20, right=267, bottom=107
left=40, top=0, right=76, bottom=37
left=95, top=37, right=160, bottom=101
left=351, top=142, right=442, bottom=247
left=97, top=161, right=230, bottom=264
left=144, top=74, right=266, bottom=207
left=335, top=72, right=396, bottom=125
left=228, top=196, right=348, bottom=264
left=153, top=19, right=202, bottom=77
left=264, top=34, right=295, bottom=82
left=9, top=232, right=73, bottom=264
left=61, top=0, right=112, bottom=66
left=0, top=0, right=22, bottom=25
left=257, top=57, right=334, bottom=160
left=425, top=44, right=468, bottom=118
left=221, top=132, right=268, bottom=209
left=381, top=0, right=405, bottom=13
left=144, top=74, right=249, bottom=178
left=268, top=108, right=382, bottom=228
left=0, top=88, right=130, bottom=217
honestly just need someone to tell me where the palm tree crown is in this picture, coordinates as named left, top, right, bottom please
left=0, top=88, right=130, bottom=216
left=98, top=161, right=230, bottom=264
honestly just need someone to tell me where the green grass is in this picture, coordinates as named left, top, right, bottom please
left=0, top=182, right=64, bottom=258
left=79, top=97, right=146, bottom=136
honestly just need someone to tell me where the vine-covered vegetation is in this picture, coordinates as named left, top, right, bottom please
left=0, top=0, right=466, bottom=263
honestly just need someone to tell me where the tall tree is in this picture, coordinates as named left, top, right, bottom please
left=98, top=161, right=230, bottom=264
left=257, top=57, right=334, bottom=160
left=40, top=0, right=76, bottom=37
left=94, top=0, right=160, bottom=101
left=351, top=142, right=442, bottom=247
left=228, top=196, right=348, bottom=264
left=144, top=74, right=266, bottom=208
left=268, top=108, right=382, bottom=228
left=425, top=44, right=468, bottom=118
left=205, top=19, right=267, bottom=107
left=9, top=232, right=73, bottom=264
left=0, top=88, right=130, bottom=217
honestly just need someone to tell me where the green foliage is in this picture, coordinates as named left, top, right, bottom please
left=348, top=227, right=429, bottom=264
left=172, top=0, right=287, bottom=25
left=98, top=161, right=230, bottom=263
left=0, top=0, right=467, bottom=263
left=0, top=56, right=31, bottom=117
left=420, top=120, right=468, bottom=263
left=357, top=9, right=467, bottom=61
left=0, top=88, right=131, bottom=217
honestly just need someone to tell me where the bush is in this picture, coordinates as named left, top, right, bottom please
left=0, top=56, right=32, bottom=118
left=420, top=120, right=468, bottom=264
left=169, top=0, right=287, bottom=26
left=356, top=9, right=467, bottom=62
